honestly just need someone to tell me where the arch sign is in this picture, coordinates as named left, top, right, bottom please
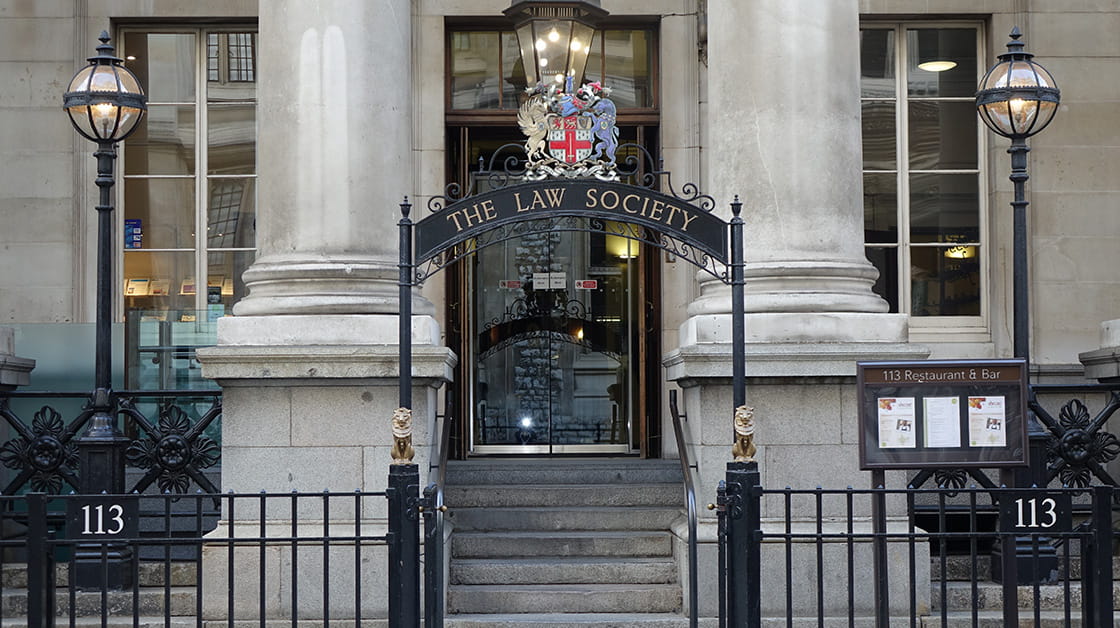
left=414, top=180, right=728, bottom=265
left=395, top=176, right=746, bottom=459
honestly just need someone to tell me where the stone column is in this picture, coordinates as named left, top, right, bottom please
left=196, top=2, right=454, bottom=621
left=667, top=3, right=929, bottom=617
left=233, top=0, right=428, bottom=317
left=694, top=0, right=886, bottom=321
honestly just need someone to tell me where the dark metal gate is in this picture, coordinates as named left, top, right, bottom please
left=715, top=461, right=1116, bottom=627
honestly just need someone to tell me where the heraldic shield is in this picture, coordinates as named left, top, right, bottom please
left=548, top=115, right=594, bottom=164
left=518, top=79, right=620, bottom=180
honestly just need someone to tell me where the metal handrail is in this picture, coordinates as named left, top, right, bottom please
left=423, top=394, right=453, bottom=628
left=429, top=393, right=454, bottom=506
left=669, top=388, right=699, bottom=628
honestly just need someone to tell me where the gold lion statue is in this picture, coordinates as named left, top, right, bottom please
left=731, top=405, right=757, bottom=462
left=391, top=407, right=415, bottom=464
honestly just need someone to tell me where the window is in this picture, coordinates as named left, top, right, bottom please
left=448, top=26, right=655, bottom=111
left=860, top=25, right=984, bottom=322
left=120, top=28, right=257, bottom=325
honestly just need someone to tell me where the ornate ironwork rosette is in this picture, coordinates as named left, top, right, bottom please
left=125, top=402, right=220, bottom=494
left=1041, top=397, right=1120, bottom=488
left=0, top=405, right=79, bottom=493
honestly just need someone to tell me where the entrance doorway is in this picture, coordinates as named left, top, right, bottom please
left=469, top=225, right=642, bottom=454
left=446, top=127, right=662, bottom=457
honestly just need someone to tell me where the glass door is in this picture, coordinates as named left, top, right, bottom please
left=469, top=225, right=641, bottom=454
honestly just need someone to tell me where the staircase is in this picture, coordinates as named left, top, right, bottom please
left=923, top=555, right=1120, bottom=627
left=1, top=562, right=197, bottom=626
left=442, top=458, right=691, bottom=628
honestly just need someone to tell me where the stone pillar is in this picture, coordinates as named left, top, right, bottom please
left=195, top=2, right=455, bottom=622
left=667, top=3, right=929, bottom=618
left=233, top=0, right=429, bottom=317
left=694, top=0, right=886, bottom=320
left=675, top=0, right=924, bottom=496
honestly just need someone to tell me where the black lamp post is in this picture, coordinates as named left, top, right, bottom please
left=976, top=26, right=1060, bottom=367
left=976, top=26, right=1060, bottom=585
left=63, top=30, right=147, bottom=588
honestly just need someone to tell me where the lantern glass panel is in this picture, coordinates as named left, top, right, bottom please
left=514, top=22, right=537, bottom=85
left=89, top=65, right=123, bottom=92
left=66, top=106, right=98, bottom=139
left=535, top=20, right=573, bottom=86
left=114, top=105, right=143, bottom=140
left=68, top=66, right=95, bottom=92
left=568, top=21, right=595, bottom=83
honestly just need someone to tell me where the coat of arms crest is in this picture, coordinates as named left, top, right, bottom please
left=518, top=79, right=619, bottom=180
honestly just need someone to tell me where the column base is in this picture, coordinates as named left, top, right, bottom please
left=1079, top=319, right=1120, bottom=382
left=689, top=260, right=889, bottom=317
left=233, top=254, right=433, bottom=316
left=0, top=327, right=34, bottom=389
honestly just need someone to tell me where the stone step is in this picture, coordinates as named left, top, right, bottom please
left=445, top=459, right=684, bottom=486
left=0, top=618, right=198, bottom=627
left=932, top=553, right=1120, bottom=581
left=444, top=613, right=691, bottom=628
left=448, top=583, right=682, bottom=615
left=452, top=531, right=673, bottom=559
left=918, top=610, right=1120, bottom=627
left=929, top=580, right=1120, bottom=612
left=445, top=484, right=682, bottom=509
left=449, top=506, right=681, bottom=532
left=451, top=556, right=678, bottom=585
left=2, top=561, right=197, bottom=588
left=1, top=586, right=196, bottom=617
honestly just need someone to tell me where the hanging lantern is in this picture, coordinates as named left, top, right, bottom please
left=505, top=0, right=608, bottom=89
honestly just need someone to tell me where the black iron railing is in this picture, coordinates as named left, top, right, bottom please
left=8, top=491, right=387, bottom=626
left=5, top=475, right=436, bottom=627
left=715, top=464, right=1116, bottom=627
left=0, top=389, right=221, bottom=497
left=669, top=389, right=700, bottom=628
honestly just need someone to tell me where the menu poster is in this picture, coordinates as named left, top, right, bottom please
left=923, top=397, right=962, bottom=448
left=124, top=278, right=150, bottom=296
left=149, top=279, right=171, bottom=296
left=877, top=397, right=917, bottom=449
left=968, top=396, right=1007, bottom=447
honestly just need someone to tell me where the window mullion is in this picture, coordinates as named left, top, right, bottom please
left=196, top=29, right=209, bottom=316
left=896, top=25, right=912, bottom=316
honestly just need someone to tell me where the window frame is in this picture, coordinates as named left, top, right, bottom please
left=861, top=21, right=990, bottom=340
left=443, top=18, right=660, bottom=127
left=117, top=25, right=258, bottom=319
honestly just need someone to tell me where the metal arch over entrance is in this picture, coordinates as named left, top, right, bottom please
left=395, top=175, right=747, bottom=454
left=414, top=180, right=729, bottom=268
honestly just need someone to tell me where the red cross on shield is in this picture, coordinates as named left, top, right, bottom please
left=548, top=115, right=593, bottom=164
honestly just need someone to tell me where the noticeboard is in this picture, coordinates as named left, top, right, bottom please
left=857, top=360, right=1028, bottom=470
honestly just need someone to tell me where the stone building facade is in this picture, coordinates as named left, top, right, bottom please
left=2, top=0, right=1119, bottom=621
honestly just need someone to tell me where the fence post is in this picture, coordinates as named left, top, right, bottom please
left=725, top=460, right=761, bottom=628
left=26, top=492, right=54, bottom=628
left=1087, top=485, right=1114, bottom=628
left=388, top=464, right=421, bottom=628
